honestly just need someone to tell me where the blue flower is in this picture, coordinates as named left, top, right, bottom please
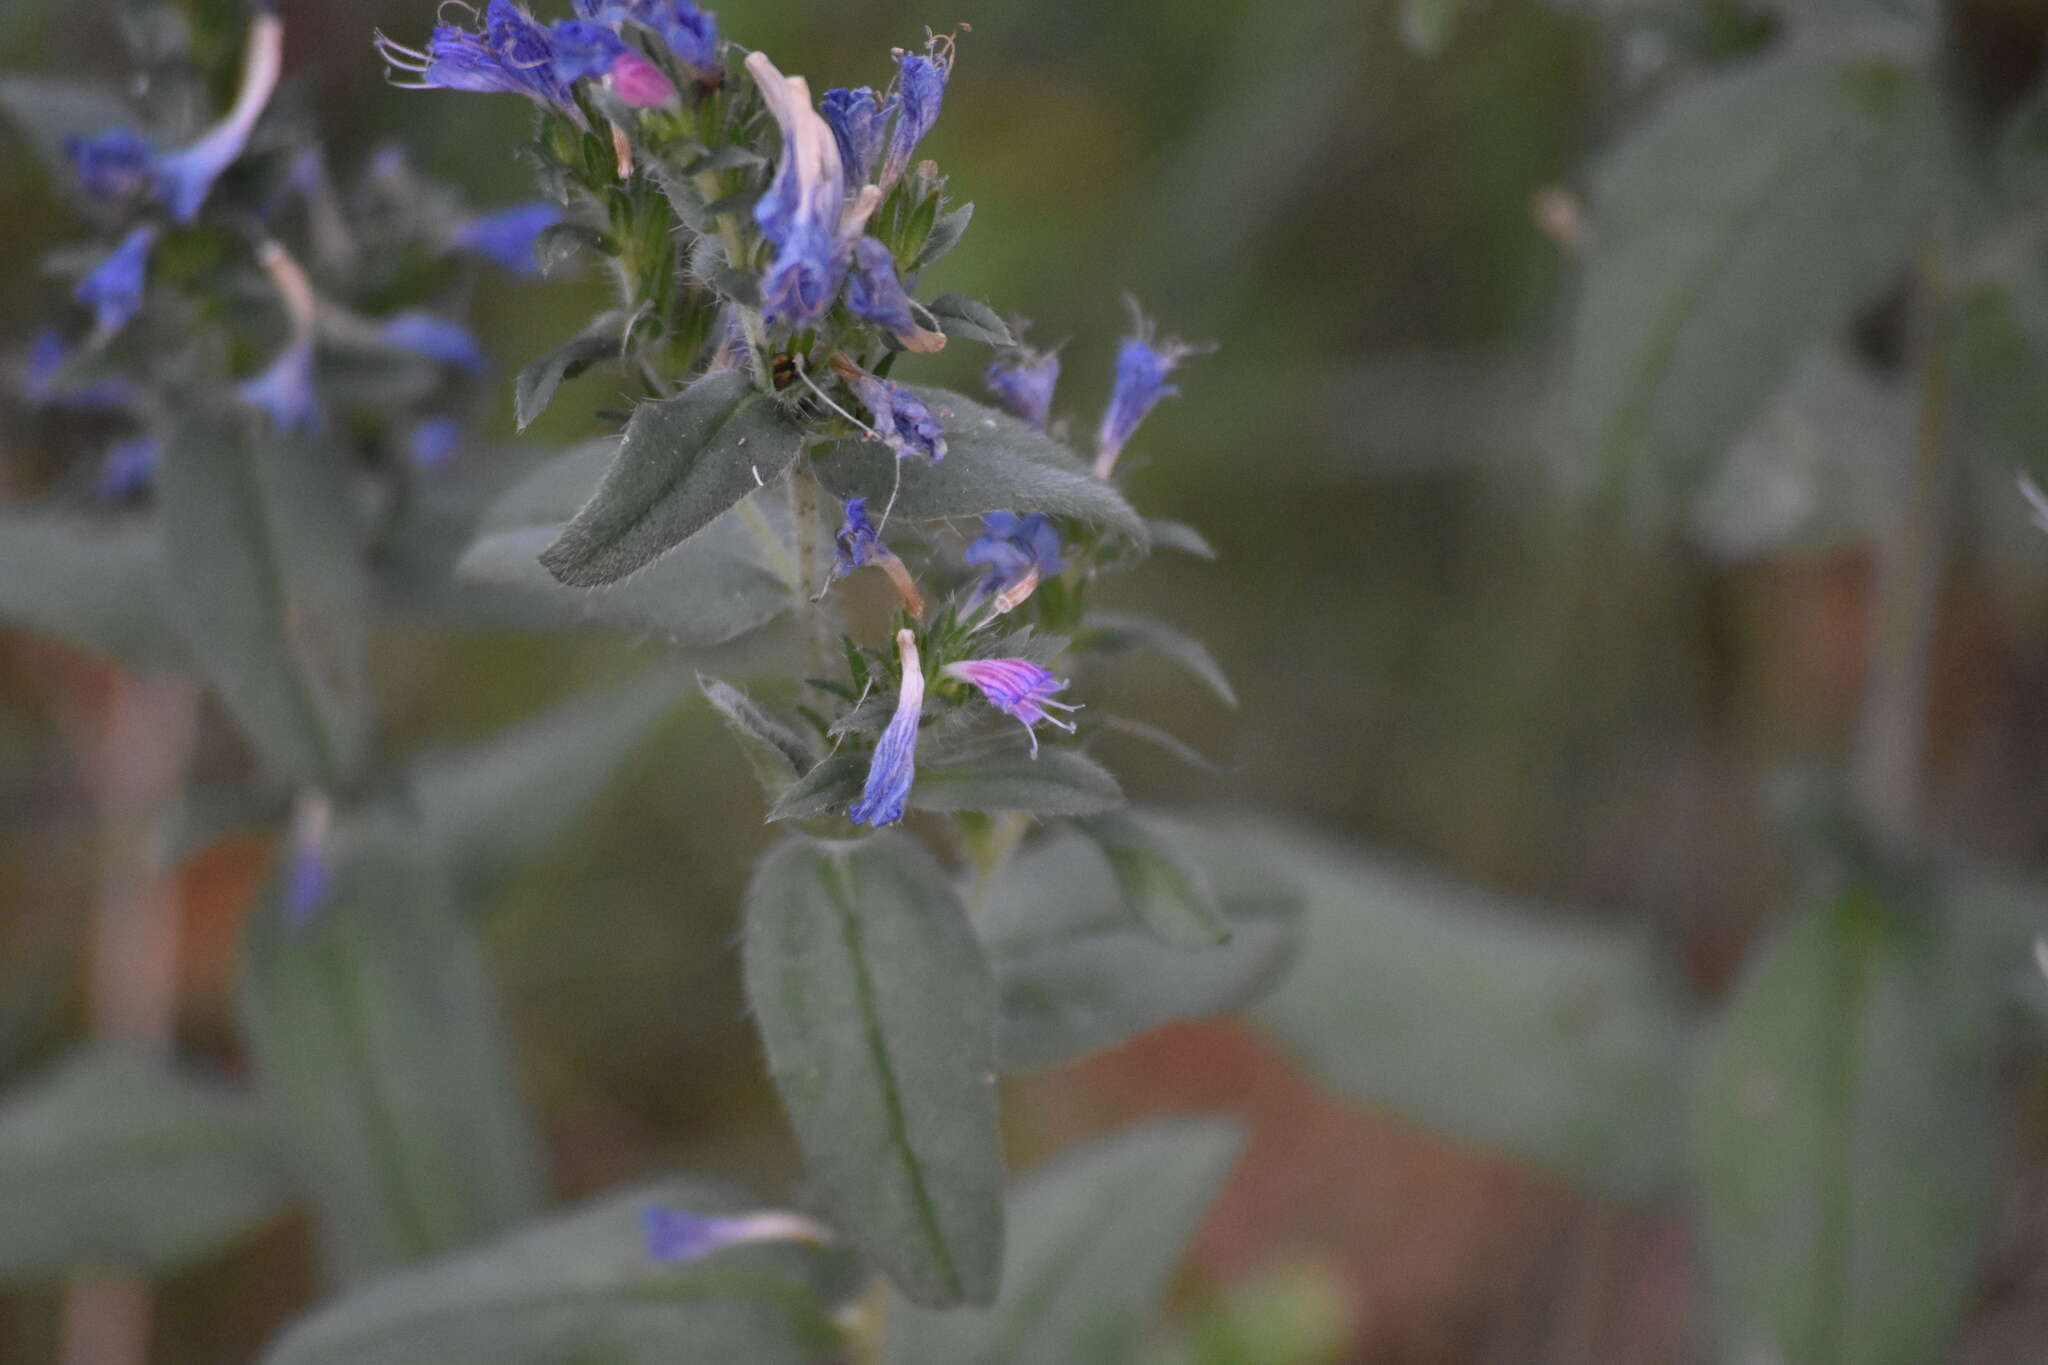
left=821, top=87, right=894, bottom=185
left=282, top=793, right=332, bottom=927
left=833, top=496, right=884, bottom=576
left=941, top=658, right=1078, bottom=755
left=844, top=237, right=943, bottom=352
left=154, top=10, right=285, bottom=222
left=747, top=51, right=852, bottom=330
left=547, top=19, right=625, bottom=81
left=74, top=226, right=160, bottom=338
left=66, top=127, right=156, bottom=202
left=93, top=437, right=159, bottom=501
left=1094, top=307, right=1197, bottom=478
left=849, top=373, right=946, bottom=462
left=381, top=312, right=487, bottom=374
left=240, top=336, right=321, bottom=434
left=644, top=1206, right=827, bottom=1263
left=880, top=44, right=951, bottom=187
left=23, top=330, right=133, bottom=410
left=654, top=1, right=719, bottom=73
left=964, top=511, right=1064, bottom=611
left=848, top=628, right=925, bottom=827
left=409, top=417, right=464, bottom=468
left=452, top=202, right=563, bottom=274
left=377, top=1, right=578, bottom=118
left=985, top=346, right=1060, bottom=432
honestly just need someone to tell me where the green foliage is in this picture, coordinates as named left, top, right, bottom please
left=1692, top=890, right=1997, bottom=1365
left=742, top=835, right=1005, bottom=1309
left=259, top=1181, right=849, bottom=1365
left=538, top=369, right=808, bottom=588
left=925, top=296, right=1016, bottom=348
left=700, top=675, right=814, bottom=799
left=513, top=314, right=625, bottom=431
left=237, top=818, right=548, bottom=1284
left=0, top=514, right=187, bottom=666
left=887, top=1119, right=1244, bottom=1365
left=1076, top=613, right=1238, bottom=708
left=0, top=76, right=133, bottom=181
left=0, top=1045, right=290, bottom=1278
left=1074, top=809, right=1232, bottom=948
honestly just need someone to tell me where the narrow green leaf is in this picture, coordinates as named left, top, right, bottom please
left=926, top=296, right=1015, bottom=348
left=0, top=77, right=134, bottom=182
left=915, top=202, right=974, bottom=270
left=743, top=834, right=1004, bottom=1307
left=533, top=223, right=608, bottom=279
left=700, top=676, right=813, bottom=799
left=1077, top=612, right=1237, bottom=708
left=1692, top=893, right=1996, bottom=1365
left=1252, top=820, right=1693, bottom=1197
left=237, top=816, right=547, bottom=1284
left=888, top=1120, right=1244, bottom=1365
left=157, top=418, right=370, bottom=786
left=411, top=668, right=689, bottom=905
left=1146, top=519, right=1217, bottom=560
left=1567, top=51, right=1939, bottom=510
left=540, top=369, right=806, bottom=587
left=812, top=388, right=1148, bottom=547
left=0, top=514, right=187, bottom=667
left=1074, top=810, right=1229, bottom=948
left=984, top=823, right=1301, bottom=1070
left=514, top=316, right=623, bottom=429
left=0, top=1046, right=291, bottom=1278
left=458, top=438, right=798, bottom=646
left=260, top=1180, right=847, bottom=1365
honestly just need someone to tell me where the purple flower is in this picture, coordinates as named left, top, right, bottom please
left=548, top=19, right=626, bottom=80
left=643, top=1206, right=827, bottom=1263
left=654, top=1, right=718, bottom=74
left=409, top=417, right=464, bottom=468
left=747, top=51, right=850, bottom=329
left=66, top=127, right=156, bottom=202
left=452, top=202, right=562, bottom=275
left=849, top=628, right=925, bottom=827
left=834, top=496, right=885, bottom=576
left=942, top=658, right=1078, bottom=755
left=381, top=312, right=487, bottom=374
left=964, top=511, right=1064, bottom=611
left=850, top=374, right=946, bottom=462
left=74, top=226, right=159, bottom=338
left=821, top=87, right=895, bottom=185
left=1094, top=308, right=1197, bottom=478
left=880, top=45, right=950, bottom=187
left=154, top=10, right=284, bottom=222
left=23, top=330, right=133, bottom=410
left=240, top=336, right=321, bottom=434
left=845, top=237, right=943, bottom=352
left=612, top=50, right=679, bottom=107
left=93, top=437, right=159, bottom=501
left=986, top=347, right=1060, bottom=432
left=377, top=1, right=578, bottom=119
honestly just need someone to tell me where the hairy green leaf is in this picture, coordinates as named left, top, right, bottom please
left=743, top=835, right=1003, bottom=1307
left=700, top=677, right=813, bottom=799
left=926, top=296, right=1015, bottom=348
left=514, top=315, right=623, bottom=430
left=915, top=202, right=974, bottom=270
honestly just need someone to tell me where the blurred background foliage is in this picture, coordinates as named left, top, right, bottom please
left=9, top=0, right=2048, bottom=1360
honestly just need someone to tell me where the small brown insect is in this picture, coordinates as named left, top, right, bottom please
left=771, top=352, right=799, bottom=390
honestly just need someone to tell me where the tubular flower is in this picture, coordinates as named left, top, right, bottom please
left=832, top=497, right=925, bottom=615
left=611, top=50, right=679, bottom=106
left=985, top=345, right=1060, bottom=432
left=942, top=658, right=1079, bottom=756
left=653, top=1, right=719, bottom=74
left=746, top=50, right=850, bottom=329
left=154, top=9, right=284, bottom=222
left=845, top=237, right=944, bottom=352
left=65, top=127, right=157, bottom=202
left=964, top=510, right=1064, bottom=613
left=547, top=19, right=626, bottom=80
left=820, top=87, right=895, bottom=185
left=376, top=1, right=580, bottom=121
left=380, top=311, right=487, bottom=374
left=451, top=201, right=563, bottom=274
left=24, top=331, right=134, bottom=411
left=1094, top=307, right=1198, bottom=479
left=94, top=437, right=160, bottom=501
left=74, top=225, right=160, bottom=338
left=241, top=243, right=322, bottom=434
left=644, top=1207, right=827, bottom=1263
left=849, top=373, right=946, bottom=462
left=880, top=40, right=952, bottom=188
left=848, top=628, right=925, bottom=827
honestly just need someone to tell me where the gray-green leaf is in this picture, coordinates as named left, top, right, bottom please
left=926, top=296, right=1015, bottom=348
left=0, top=514, right=187, bottom=667
left=0, top=1046, right=291, bottom=1278
left=1077, top=612, right=1237, bottom=708
left=743, top=834, right=1004, bottom=1307
left=1073, top=809, right=1230, bottom=948
left=888, top=1119, right=1243, bottom=1365
left=514, top=315, right=623, bottom=430
left=1692, top=892, right=1996, bottom=1365
left=700, top=676, right=814, bottom=799
left=539, top=368, right=806, bottom=587
left=812, top=388, right=1148, bottom=547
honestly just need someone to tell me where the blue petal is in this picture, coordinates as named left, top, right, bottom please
left=453, top=201, right=563, bottom=274
left=382, top=312, right=487, bottom=374
left=74, top=226, right=160, bottom=337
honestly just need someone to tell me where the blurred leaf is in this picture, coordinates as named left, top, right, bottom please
left=1955, top=278, right=2048, bottom=484
left=985, top=821, right=1302, bottom=1070
left=237, top=816, right=547, bottom=1284
left=260, top=1180, right=846, bottom=1365
left=743, top=834, right=1004, bottom=1308
left=926, top=295, right=1015, bottom=348
left=0, top=76, right=133, bottom=183
left=1073, top=809, right=1230, bottom=948
left=812, top=388, right=1148, bottom=547
left=1252, top=821, right=1693, bottom=1197
left=411, top=668, right=689, bottom=905
left=0, top=514, right=187, bottom=667
left=1146, top=519, right=1216, bottom=560
left=764, top=752, right=866, bottom=822
left=1400, top=0, right=1463, bottom=54
left=1077, top=612, right=1237, bottom=707
left=700, top=676, right=813, bottom=799
left=538, top=369, right=806, bottom=587
left=513, top=314, right=622, bottom=430
left=1692, top=892, right=1997, bottom=1365
left=1567, top=50, right=1939, bottom=510
left=457, top=438, right=797, bottom=646
left=887, top=1119, right=1243, bottom=1365
left=1143, top=1261, right=1355, bottom=1365
left=0, top=1045, right=290, bottom=1278
left=767, top=749, right=1125, bottom=823
left=157, top=419, right=370, bottom=787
